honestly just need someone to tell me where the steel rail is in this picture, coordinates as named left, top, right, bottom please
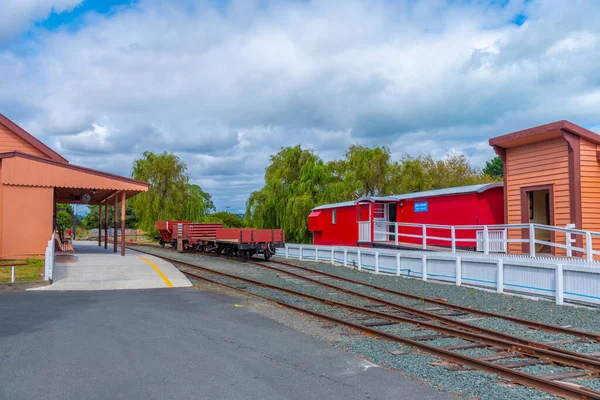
left=129, top=247, right=600, bottom=371
left=128, top=244, right=600, bottom=360
left=242, top=258, right=600, bottom=362
left=267, top=258, right=600, bottom=342
left=165, top=257, right=600, bottom=400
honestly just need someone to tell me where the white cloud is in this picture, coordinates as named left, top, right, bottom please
left=2, top=0, right=600, bottom=211
left=0, top=0, right=82, bottom=41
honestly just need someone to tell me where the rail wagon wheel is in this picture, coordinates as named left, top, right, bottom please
left=264, top=251, right=272, bottom=261
left=159, top=240, right=165, bottom=248
left=243, top=250, right=250, bottom=261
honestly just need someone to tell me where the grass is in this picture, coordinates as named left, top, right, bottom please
left=0, top=258, right=44, bottom=283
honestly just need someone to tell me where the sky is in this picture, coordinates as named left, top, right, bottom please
left=1, top=0, right=600, bottom=213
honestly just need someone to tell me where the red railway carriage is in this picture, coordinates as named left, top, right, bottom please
left=155, top=220, right=190, bottom=247
left=215, top=228, right=285, bottom=259
left=308, top=183, right=504, bottom=249
left=155, top=221, right=285, bottom=260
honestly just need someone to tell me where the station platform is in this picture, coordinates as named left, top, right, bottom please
left=37, top=241, right=191, bottom=291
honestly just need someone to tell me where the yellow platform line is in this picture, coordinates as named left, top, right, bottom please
left=136, top=255, right=173, bottom=288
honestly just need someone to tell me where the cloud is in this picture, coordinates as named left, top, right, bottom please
left=2, top=0, right=600, bottom=212
left=0, top=0, right=82, bottom=41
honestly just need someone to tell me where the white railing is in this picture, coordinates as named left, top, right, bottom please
left=1, top=264, right=18, bottom=283
left=369, top=222, right=600, bottom=261
left=476, top=229, right=507, bottom=253
left=358, top=221, right=371, bottom=242
left=44, top=235, right=55, bottom=281
left=280, top=243, right=600, bottom=306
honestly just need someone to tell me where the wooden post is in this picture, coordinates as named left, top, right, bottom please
left=98, top=203, right=102, bottom=246
left=113, top=193, right=118, bottom=253
left=121, top=192, right=126, bottom=256
left=104, top=201, right=108, bottom=249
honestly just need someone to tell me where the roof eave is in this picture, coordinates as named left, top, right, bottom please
left=0, top=113, right=69, bottom=164
left=0, top=151, right=150, bottom=188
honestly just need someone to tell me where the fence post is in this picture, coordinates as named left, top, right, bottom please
left=555, top=264, right=564, bottom=305
left=422, top=225, right=427, bottom=250
left=299, top=246, right=303, bottom=261
left=396, top=253, right=401, bottom=277
left=565, top=231, right=572, bottom=257
left=343, top=248, right=348, bottom=266
left=483, top=226, right=489, bottom=255
left=395, top=223, right=399, bottom=246
left=529, top=224, right=536, bottom=257
left=451, top=226, right=456, bottom=253
left=357, top=250, right=362, bottom=271
left=586, top=232, right=593, bottom=262
left=286, top=246, right=289, bottom=259
left=422, top=255, right=427, bottom=281
left=455, top=257, right=461, bottom=286
left=375, top=252, right=380, bottom=274
left=496, top=259, right=504, bottom=294
left=331, top=247, right=335, bottom=265
left=11, top=265, right=15, bottom=283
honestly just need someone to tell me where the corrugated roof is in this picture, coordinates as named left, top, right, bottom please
left=310, top=182, right=503, bottom=211
left=312, top=200, right=356, bottom=211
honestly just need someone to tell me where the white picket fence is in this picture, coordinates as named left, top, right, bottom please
left=279, top=243, right=600, bottom=307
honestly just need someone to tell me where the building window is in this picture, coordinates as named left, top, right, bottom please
left=332, top=209, right=337, bottom=225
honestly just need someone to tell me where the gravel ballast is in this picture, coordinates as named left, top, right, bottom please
left=129, top=245, right=600, bottom=399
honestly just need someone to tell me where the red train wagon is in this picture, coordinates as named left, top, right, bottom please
left=155, top=220, right=190, bottom=247
left=215, top=228, right=285, bottom=259
left=156, top=221, right=286, bottom=260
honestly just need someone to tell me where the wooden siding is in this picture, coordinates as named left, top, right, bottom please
left=580, top=138, right=600, bottom=256
left=506, top=138, right=570, bottom=254
left=0, top=122, right=52, bottom=159
left=0, top=157, right=148, bottom=192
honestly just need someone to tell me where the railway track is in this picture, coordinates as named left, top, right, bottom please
left=129, top=245, right=600, bottom=399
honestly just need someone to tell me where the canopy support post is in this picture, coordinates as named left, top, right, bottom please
left=104, top=201, right=108, bottom=249
left=113, top=193, right=118, bottom=253
left=98, top=203, right=102, bottom=246
left=121, top=192, right=126, bottom=256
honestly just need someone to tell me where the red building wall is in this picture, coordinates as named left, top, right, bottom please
left=310, top=186, right=505, bottom=247
left=311, top=205, right=359, bottom=246
left=397, top=187, right=504, bottom=247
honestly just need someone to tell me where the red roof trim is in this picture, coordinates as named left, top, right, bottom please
left=489, top=120, right=600, bottom=147
left=0, top=113, right=69, bottom=164
left=0, top=151, right=150, bottom=187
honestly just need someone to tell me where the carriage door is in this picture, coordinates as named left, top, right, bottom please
left=373, top=203, right=388, bottom=242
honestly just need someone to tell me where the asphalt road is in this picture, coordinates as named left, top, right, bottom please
left=0, top=288, right=449, bottom=400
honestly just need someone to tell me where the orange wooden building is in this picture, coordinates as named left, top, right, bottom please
left=0, top=113, right=149, bottom=259
left=490, top=120, right=600, bottom=255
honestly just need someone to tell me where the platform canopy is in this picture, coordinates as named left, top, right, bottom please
left=0, top=151, right=149, bottom=204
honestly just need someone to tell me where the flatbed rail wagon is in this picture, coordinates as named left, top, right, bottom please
left=156, top=221, right=285, bottom=260
left=155, top=220, right=190, bottom=247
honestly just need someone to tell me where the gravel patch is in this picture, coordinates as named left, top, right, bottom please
left=274, top=256, right=600, bottom=334
left=128, top=246, right=600, bottom=399
left=336, top=339, right=556, bottom=400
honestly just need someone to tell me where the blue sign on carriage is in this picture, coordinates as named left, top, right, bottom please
left=414, top=201, right=428, bottom=212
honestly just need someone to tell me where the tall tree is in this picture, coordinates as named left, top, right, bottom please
left=339, top=145, right=395, bottom=197
left=82, top=203, right=139, bottom=230
left=131, top=151, right=213, bottom=234
left=246, top=145, right=332, bottom=243
left=483, top=156, right=504, bottom=179
left=245, top=145, right=498, bottom=243
left=205, top=211, right=244, bottom=228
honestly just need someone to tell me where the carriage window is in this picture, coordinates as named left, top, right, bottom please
left=332, top=210, right=337, bottom=225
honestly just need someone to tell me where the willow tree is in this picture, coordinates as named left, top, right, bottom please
left=131, top=152, right=213, bottom=234
left=246, top=145, right=333, bottom=243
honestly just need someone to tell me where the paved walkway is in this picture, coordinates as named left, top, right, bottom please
left=0, top=288, right=450, bottom=400
left=36, top=241, right=191, bottom=291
